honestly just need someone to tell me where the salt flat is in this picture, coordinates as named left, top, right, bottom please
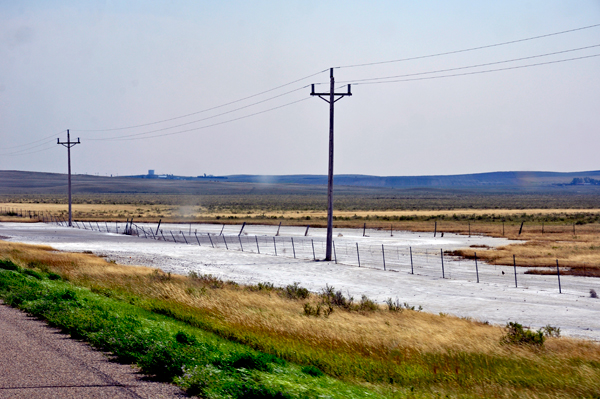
left=1, top=222, right=598, bottom=340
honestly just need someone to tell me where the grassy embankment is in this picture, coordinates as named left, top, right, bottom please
left=1, top=240, right=599, bottom=398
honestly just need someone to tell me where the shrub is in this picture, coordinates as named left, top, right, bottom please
left=502, top=322, right=545, bottom=346
left=591, top=289, right=598, bottom=299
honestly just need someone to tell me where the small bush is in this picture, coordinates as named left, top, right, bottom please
left=591, top=289, right=598, bottom=299
left=358, top=295, right=378, bottom=312
left=175, top=331, right=197, bottom=345
left=301, top=365, right=324, bottom=377
left=47, top=272, right=62, bottom=280
left=502, top=322, right=545, bottom=346
left=0, top=259, right=21, bottom=272
left=23, top=268, right=44, bottom=280
left=189, top=273, right=224, bottom=289
left=283, top=282, right=309, bottom=300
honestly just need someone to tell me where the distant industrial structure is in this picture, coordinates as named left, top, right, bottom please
left=125, top=170, right=228, bottom=181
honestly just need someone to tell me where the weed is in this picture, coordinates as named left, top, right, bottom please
left=540, top=325, right=561, bottom=338
left=386, top=297, right=403, bottom=312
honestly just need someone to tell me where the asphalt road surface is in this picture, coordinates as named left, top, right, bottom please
left=0, top=303, right=187, bottom=399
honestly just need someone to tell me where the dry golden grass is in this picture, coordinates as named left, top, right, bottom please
left=1, top=239, right=598, bottom=366
left=3, top=201, right=600, bottom=273
left=3, top=201, right=600, bottom=222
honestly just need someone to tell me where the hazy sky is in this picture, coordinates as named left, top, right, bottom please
left=1, top=1, right=599, bottom=177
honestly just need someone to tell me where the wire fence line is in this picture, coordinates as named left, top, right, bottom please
left=38, top=216, right=599, bottom=298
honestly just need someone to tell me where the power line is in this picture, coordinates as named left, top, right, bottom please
left=336, top=23, right=600, bottom=69
left=82, top=86, right=308, bottom=141
left=88, top=97, right=310, bottom=142
left=1, top=144, right=57, bottom=157
left=72, top=69, right=327, bottom=132
left=0, top=131, right=65, bottom=151
left=351, top=53, right=600, bottom=85
left=0, top=138, right=58, bottom=156
left=338, top=43, right=600, bottom=84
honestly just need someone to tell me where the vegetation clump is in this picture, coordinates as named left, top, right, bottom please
left=502, top=322, right=545, bottom=346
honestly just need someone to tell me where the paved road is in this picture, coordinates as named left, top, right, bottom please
left=0, top=303, right=188, bottom=399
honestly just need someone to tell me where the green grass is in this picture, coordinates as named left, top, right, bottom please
left=0, top=263, right=390, bottom=399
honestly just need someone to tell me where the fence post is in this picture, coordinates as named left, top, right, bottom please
left=255, top=235, right=260, bottom=253
left=222, top=235, right=228, bottom=250
left=363, top=223, right=366, bottom=237
left=390, top=223, right=393, bottom=237
left=170, top=231, right=177, bottom=243
left=273, top=237, right=277, bottom=256
left=513, top=255, right=518, bottom=288
left=556, top=259, right=562, bottom=293
left=440, top=248, right=445, bottom=278
left=356, top=243, right=361, bottom=267
left=410, top=246, right=414, bottom=274
left=208, top=233, right=214, bottom=248
left=219, top=224, right=225, bottom=236
left=195, top=232, right=201, bottom=246
left=434, top=221, right=437, bottom=237
left=333, top=241, right=337, bottom=264
left=180, top=231, right=188, bottom=244
left=518, top=221, right=524, bottom=235
left=239, top=236, right=243, bottom=251
left=468, top=222, right=471, bottom=237
left=573, top=223, right=576, bottom=236
left=291, top=237, right=296, bottom=259
left=238, top=222, right=246, bottom=237
left=382, top=244, right=386, bottom=271
left=96, top=222, right=101, bottom=231
left=276, top=222, right=281, bottom=236
left=475, top=252, right=479, bottom=283
left=304, top=225, right=310, bottom=236
left=311, top=239, right=316, bottom=261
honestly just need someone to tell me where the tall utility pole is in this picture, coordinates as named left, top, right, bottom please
left=310, top=68, right=352, bottom=261
left=57, top=130, right=80, bottom=227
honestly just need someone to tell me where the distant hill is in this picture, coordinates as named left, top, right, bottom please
left=2, top=170, right=600, bottom=196
left=224, top=171, right=600, bottom=188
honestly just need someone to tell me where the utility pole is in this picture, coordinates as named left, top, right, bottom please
left=310, top=68, right=352, bottom=261
left=57, top=130, right=80, bottom=227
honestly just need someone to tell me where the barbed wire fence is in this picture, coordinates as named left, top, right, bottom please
left=32, top=215, right=599, bottom=298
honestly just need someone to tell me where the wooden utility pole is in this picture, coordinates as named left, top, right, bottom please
left=310, top=68, right=352, bottom=261
left=57, top=130, right=80, bottom=227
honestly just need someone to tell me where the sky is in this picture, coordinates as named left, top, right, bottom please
left=1, top=1, right=599, bottom=177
